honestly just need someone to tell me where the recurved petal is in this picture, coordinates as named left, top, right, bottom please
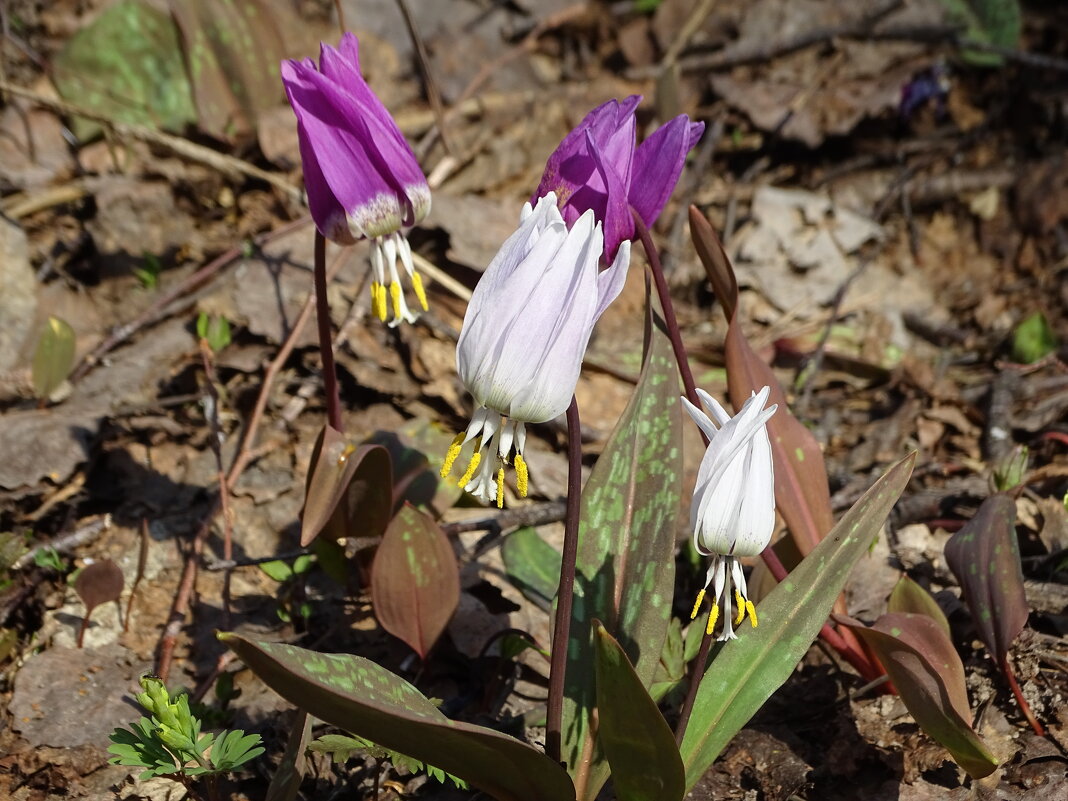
left=593, top=239, right=631, bottom=319
left=630, top=115, right=705, bottom=227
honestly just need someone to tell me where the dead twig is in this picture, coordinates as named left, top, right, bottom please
left=395, top=0, right=455, bottom=157
left=0, top=80, right=302, bottom=203
left=13, top=514, right=111, bottom=570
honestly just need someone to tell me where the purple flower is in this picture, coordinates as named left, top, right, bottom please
left=533, top=96, right=704, bottom=261
left=282, top=33, right=431, bottom=325
left=439, top=193, right=631, bottom=507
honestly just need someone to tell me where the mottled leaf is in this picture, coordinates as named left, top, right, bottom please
left=648, top=616, right=685, bottom=702
left=219, top=634, right=575, bottom=801
left=371, top=504, right=459, bottom=660
left=32, top=317, right=76, bottom=401
left=565, top=288, right=682, bottom=800
left=501, top=527, right=561, bottom=611
left=888, top=575, right=951, bottom=637
left=53, top=1, right=197, bottom=140
left=936, top=0, right=1022, bottom=66
left=944, top=493, right=1028, bottom=661
left=836, top=613, right=998, bottom=778
left=169, top=0, right=291, bottom=141
left=301, top=425, right=392, bottom=547
left=593, top=622, right=684, bottom=801
left=680, top=453, right=915, bottom=788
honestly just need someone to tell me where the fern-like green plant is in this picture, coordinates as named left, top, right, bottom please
left=308, top=732, right=469, bottom=790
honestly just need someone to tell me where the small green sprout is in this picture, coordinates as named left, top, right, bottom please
left=108, top=676, right=263, bottom=783
left=134, top=253, right=162, bottom=289
left=196, top=312, right=232, bottom=352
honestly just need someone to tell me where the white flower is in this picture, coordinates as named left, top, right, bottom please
left=683, top=386, right=777, bottom=640
left=439, top=193, right=631, bottom=507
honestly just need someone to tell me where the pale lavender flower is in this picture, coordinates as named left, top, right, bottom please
left=683, top=386, right=777, bottom=640
left=440, top=193, right=631, bottom=507
left=282, top=33, right=430, bottom=325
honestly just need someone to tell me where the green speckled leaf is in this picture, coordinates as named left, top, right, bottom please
left=501, top=527, right=561, bottom=611
left=53, top=1, right=196, bottom=140
left=593, top=623, right=684, bottom=801
left=679, top=453, right=915, bottom=789
left=564, top=286, right=682, bottom=801
left=836, top=613, right=997, bottom=778
left=219, top=634, right=575, bottom=801
left=371, top=503, right=460, bottom=660
left=943, top=492, right=1027, bottom=661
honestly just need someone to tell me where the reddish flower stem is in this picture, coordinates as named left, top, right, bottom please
left=1001, top=656, right=1046, bottom=736
left=545, top=397, right=583, bottom=764
left=314, top=231, right=344, bottom=432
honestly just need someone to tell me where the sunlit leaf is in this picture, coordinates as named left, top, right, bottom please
left=219, top=633, right=575, bottom=801
left=53, top=0, right=197, bottom=139
left=371, top=504, right=459, bottom=660
left=500, top=527, right=561, bottom=611
left=679, top=453, right=915, bottom=788
left=888, top=575, right=951, bottom=637
left=944, top=493, right=1028, bottom=661
left=836, top=612, right=998, bottom=778
left=168, top=0, right=292, bottom=141
left=593, top=622, right=684, bottom=801
left=32, top=316, right=76, bottom=401
left=565, top=287, right=682, bottom=800
left=301, top=425, right=392, bottom=547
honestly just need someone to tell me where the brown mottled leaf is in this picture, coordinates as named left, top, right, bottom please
left=219, top=634, right=575, bottom=801
left=301, top=425, right=392, bottom=547
left=371, top=504, right=459, bottom=659
left=943, top=492, right=1028, bottom=661
left=836, top=612, right=998, bottom=779
left=888, top=575, right=951, bottom=637
left=169, top=0, right=292, bottom=142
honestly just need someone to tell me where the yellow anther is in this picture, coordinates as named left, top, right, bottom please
left=734, top=590, right=746, bottom=625
left=690, top=589, right=706, bottom=620
left=411, top=271, right=428, bottom=311
left=705, top=602, right=720, bottom=637
left=496, top=467, right=505, bottom=508
left=514, top=454, right=528, bottom=497
left=745, top=600, right=758, bottom=628
left=390, top=281, right=402, bottom=320
left=457, top=451, right=481, bottom=487
left=440, top=433, right=465, bottom=479
left=371, top=282, right=387, bottom=321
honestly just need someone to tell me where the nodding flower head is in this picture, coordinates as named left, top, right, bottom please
left=440, top=193, right=631, bottom=507
left=282, top=33, right=431, bottom=325
left=683, top=386, right=777, bottom=640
